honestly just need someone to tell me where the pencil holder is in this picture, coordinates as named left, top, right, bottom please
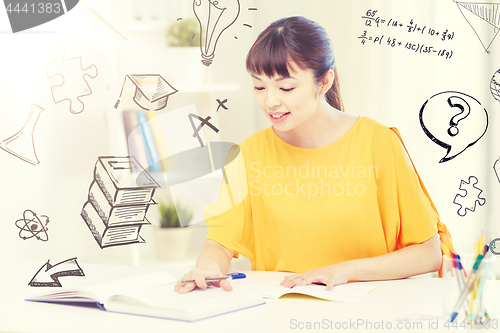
left=442, top=254, right=497, bottom=329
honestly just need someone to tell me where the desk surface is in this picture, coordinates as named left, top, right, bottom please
left=0, top=259, right=497, bottom=333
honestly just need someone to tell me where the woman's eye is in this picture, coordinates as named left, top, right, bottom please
left=281, top=87, right=295, bottom=92
left=254, top=87, right=265, bottom=91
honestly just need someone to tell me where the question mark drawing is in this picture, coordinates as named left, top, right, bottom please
left=447, top=96, right=470, bottom=137
left=419, top=91, right=488, bottom=163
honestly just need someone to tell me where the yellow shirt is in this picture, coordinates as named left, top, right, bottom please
left=204, top=116, right=438, bottom=273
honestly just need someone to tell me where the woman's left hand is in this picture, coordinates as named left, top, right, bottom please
left=279, top=263, right=351, bottom=290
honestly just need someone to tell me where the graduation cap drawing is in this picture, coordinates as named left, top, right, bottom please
left=114, top=74, right=178, bottom=111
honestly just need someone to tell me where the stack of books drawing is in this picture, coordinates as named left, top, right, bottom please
left=81, top=156, right=160, bottom=249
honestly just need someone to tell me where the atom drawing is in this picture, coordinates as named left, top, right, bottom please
left=15, top=209, right=49, bottom=242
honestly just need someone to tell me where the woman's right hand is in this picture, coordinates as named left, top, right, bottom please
left=174, top=268, right=233, bottom=293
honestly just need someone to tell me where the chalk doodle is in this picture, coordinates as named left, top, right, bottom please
left=15, top=209, right=49, bottom=242
left=194, top=0, right=241, bottom=66
left=0, top=104, right=44, bottom=165
left=216, top=98, right=228, bottom=112
left=494, top=157, right=500, bottom=183
left=43, top=46, right=98, bottom=114
left=114, top=74, right=178, bottom=111
left=491, top=69, right=500, bottom=102
left=454, top=0, right=500, bottom=54
left=76, top=1, right=128, bottom=41
left=188, top=113, right=219, bottom=147
left=28, top=258, right=85, bottom=287
left=419, top=91, right=488, bottom=163
left=358, top=9, right=455, bottom=59
left=453, top=176, right=486, bottom=217
left=81, top=156, right=160, bottom=249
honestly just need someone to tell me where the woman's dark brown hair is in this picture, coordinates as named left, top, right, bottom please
left=246, top=16, right=344, bottom=111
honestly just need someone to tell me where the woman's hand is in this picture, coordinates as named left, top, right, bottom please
left=279, top=262, right=350, bottom=290
left=279, top=234, right=442, bottom=290
left=174, top=268, right=233, bottom=293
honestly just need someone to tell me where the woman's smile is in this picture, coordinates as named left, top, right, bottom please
left=268, top=112, right=291, bottom=122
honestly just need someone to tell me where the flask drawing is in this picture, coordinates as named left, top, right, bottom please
left=0, top=104, right=44, bottom=165
left=193, top=0, right=240, bottom=66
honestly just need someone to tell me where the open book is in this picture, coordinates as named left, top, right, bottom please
left=26, top=272, right=265, bottom=322
left=26, top=272, right=375, bottom=321
left=246, top=279, right=376, bottom=303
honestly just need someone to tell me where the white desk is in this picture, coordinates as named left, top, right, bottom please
left=0, top=259, right=498, bottom=333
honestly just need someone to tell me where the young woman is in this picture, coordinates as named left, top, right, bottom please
left=175, top=16, right=450, bottom=294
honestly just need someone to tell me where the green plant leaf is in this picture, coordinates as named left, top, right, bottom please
left=158, top=201, right=194, bottom=228
left=166, top=17, right=203, bottom=47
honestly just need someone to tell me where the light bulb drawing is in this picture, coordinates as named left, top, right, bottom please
left=193, top=0, right=241, bottom=66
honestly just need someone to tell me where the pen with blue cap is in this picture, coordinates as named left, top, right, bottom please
left=177, top=272, right=246, bottom=284
left=455, top=254, right=466, bottom=290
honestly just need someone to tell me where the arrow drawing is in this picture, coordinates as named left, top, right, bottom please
left=28, top=257, right=85, bottom=287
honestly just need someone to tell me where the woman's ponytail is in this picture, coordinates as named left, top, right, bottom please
left=325, top=67, right=344, bottom=111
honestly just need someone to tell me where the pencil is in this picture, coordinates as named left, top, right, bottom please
left=450, top=252, right=489, bottom=323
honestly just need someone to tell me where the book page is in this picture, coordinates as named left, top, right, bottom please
left=275, top=283, right=376, bottom=303
left=238, top=279, right=376, bottom=303
left=85, top=272, right=177, bottom=301
left=116, top=280, right=259, bottom=311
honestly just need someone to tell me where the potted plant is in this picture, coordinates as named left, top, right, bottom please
left=158, top=201, right=193, bottom=228
left=153, top=201, right=194, bottom=262
left=165, top=17, right=206, bottom=84
left=166, top=17, right=201, bottom=47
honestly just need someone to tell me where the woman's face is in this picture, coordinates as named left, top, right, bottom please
left=250, top=63, right=322, bottom=132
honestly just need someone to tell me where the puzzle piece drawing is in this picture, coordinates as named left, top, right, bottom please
left=43, top=46, right=98, bottom=114
left=453, top=176, right=486, bottom=217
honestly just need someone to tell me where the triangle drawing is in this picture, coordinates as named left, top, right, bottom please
left=455, top=1, right=500, bottom=53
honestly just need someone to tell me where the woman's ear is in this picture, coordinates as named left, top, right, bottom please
left=319, top=69, right=335, bottom=95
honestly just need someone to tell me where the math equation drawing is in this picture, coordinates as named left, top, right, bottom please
left=28, top=258, right=85, bottom=287
left=43, top=46, right=98, bottom=114
left=81, top=156, right=159, bottom=249
left=419, top=91, right=488, bottom=163
left=454, top=1, right=500, bottom=54
left=453, top=176, right=486, bottom=217
left=188, top=113, right=219, bottom=147
left=15, top=209, right=49, bottom=242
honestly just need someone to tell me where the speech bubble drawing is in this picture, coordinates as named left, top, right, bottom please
left=419, top=91, right=488, bottom=163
